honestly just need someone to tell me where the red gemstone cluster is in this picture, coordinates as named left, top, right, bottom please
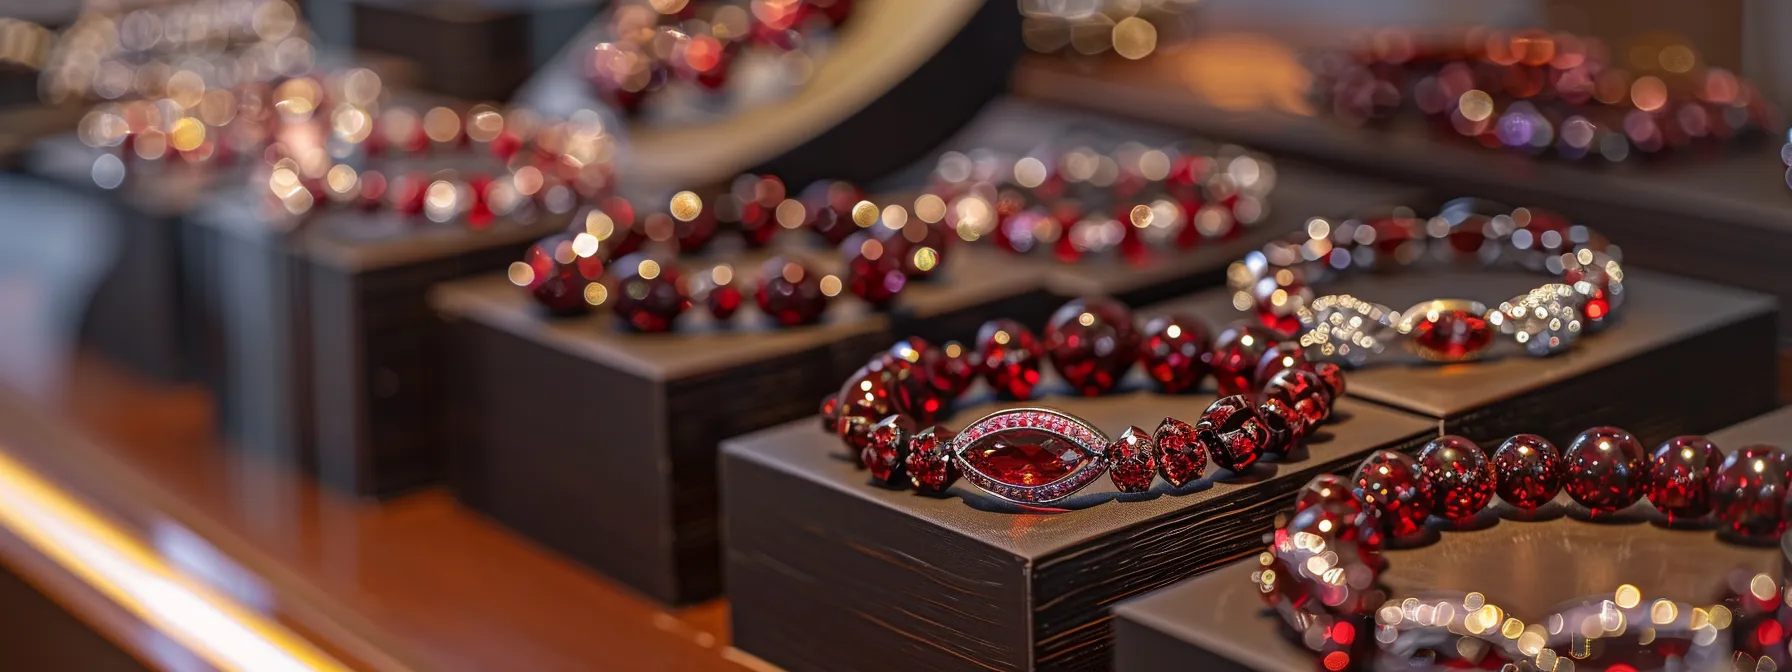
left=1231, top=197, right=1624, bottom=365
left=584, top=0, right=852, bottom=115
left=1257, top=428, right=1792, bottom=670
left=817, top=298, right=1349, bottom=504
left=923, top=144, right=1276, bottom=264
left=1310, top=27, right=1776, bottom=162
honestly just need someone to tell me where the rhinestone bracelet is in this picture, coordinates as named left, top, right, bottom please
left=1256, top=428, right=1792, bottom=670
left=818, top=298, right=1347, bottom=505
left=1230, top=198, right=1625, bottom=365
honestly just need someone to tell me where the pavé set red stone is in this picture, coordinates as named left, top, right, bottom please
left=1255, top=429, right=1792, bottom=670
left=819, top=298, right=1348, bottom=505
left=1230, top=198, right=1625, bottom=365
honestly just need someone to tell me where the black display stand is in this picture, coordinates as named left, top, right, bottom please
left=349, top=0, right=597, bottom=101
left=186, top=198, right=566, bottom=497
left=1112, top=405, right=1792, bottom=672
left=1153, top=270, right=1779, bottom=448
left=432, top=273, right=898, bottom=604
left=722, top=389, right=1436, bottom=672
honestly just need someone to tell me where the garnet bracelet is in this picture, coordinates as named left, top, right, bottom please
left=1256, top=428, right=1791, bottom=670
left=818, top=298, right=1347, bottom=505
left=1231, top=198, right=1625, bottom=365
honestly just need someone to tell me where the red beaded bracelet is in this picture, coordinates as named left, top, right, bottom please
left=1231, top=198, right=1625, bottom=365
left=817, top=299, right=1347, bottom=505
left=1256, top=428, right=1792, bottom=670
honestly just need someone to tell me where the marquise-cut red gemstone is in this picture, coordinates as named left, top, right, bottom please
left=1407, top=309, right=1493, bottom=360
left=962, top=428, right=1091, bottom=486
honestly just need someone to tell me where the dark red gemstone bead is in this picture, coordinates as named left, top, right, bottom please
left=1714, top=444, right=1792, bottom=538
left=1562, top=426, right=1649, bottom=514
left=1154, top=417, right=1206, bottom=487
left=392, top=172, right=428, bottom=215
left=842, top=233, right=907, bottom=306
left=1212, top=322, right=1281, bottom=397
left=520, top=233, right=605, bottom=315
left=1139, top=314, right=1211, bottom=394
left=1492, top=434, right=1562, bottom=510
left=932, top=341, right=978, bottom=398
left=1647, top=435, right=1722, bottom=521
left=960, top=428, right=1094, bottom=487
left=611, top=255, right=687, bottom=332
left=1352, top=450, right=1434, bottom=537
left=706, top=283, right=743, bottom=321
left=1293, top=474, right=1381, bottom=550
left=755, top=257, right=829, bottom=326
left=1297, top=474, right=1356, bottom=513
left=1253, top=343, right=1308, bottom=394
left=1416, top=436, right=1495, bottom=523
left=1263, top=369, right=1329, bottom=433
left=904, top=426, right=958, bottom=492
left=1045, top=297, right=1141, bottom=396
left=1198, top=395, right=1271, bottom=473
left=891, top=221, right=949, bottom=278
left=976, top=319, right=1044, bottom=400
left=834, top=366, right=902, bottom=454
left=1311, top=361, right=1347, bottom=402
left=819, top=396, right=839, bottom=432
left=803, top=181, right=864, bottom=246
left=1258, top=397, right=1302, bottom=456
left=489, top=130, right=523, bottom=162
left=863, top=415, right=915, bottom=485
left=1404, top=306, right=1495, bottom=362
left=1106, top=426, right=1158, bottom=493
left=881, top=342, right=944, bottom=426
left=674, top=207, right=718, bottom=254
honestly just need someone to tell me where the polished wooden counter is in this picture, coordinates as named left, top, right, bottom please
left=0, top=354, right=744, bottom=671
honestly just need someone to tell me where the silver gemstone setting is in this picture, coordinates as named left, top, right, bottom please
left=1489, top=283, right=1584, bottom=357
left=950, top=408, right=1111, bottom=505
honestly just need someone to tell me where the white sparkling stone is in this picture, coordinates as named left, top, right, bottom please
left=1491, top=284, right=1584, bottom=357
left=1295, top=294, right=1397, bottom=367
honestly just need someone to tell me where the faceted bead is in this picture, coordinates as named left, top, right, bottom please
left=891, top=220, right=949, bottom=278
left=863, top=416, right=915, bottom=485
left=1416, top=436, right=1496, bottom=523
left=1253, top=343, right=1308, bottom=394
left=519, top=233, right=605, bottom=315
left=819, top=396, right=839, bottom=432
left=1297, top=474, right=1357, bottom=513
left=755, top=257, right=829, bottom=327
left=834, top=366, right=903, bottom=453
left=1045, top=297, right=1141, bottom=396
left=1312, top=362, right=1347, bottom=403
left=1105, top=426, right=1158, bottom=493
left=1296, top=294, right=1396, bottom=368
left=1212, top=322, right=1282, bottom=397
left=1293, top=474, right=1380, bottom=550
left=1139, top=314, right=1211, bottom=393
left=1154, top=417, right=1206, bottom=487
left=842, top=233, right=907, bottom=306
left=1263, top=369, right=1329, bottom=432
left=1647, top=436, right=1722, bottom=521
left=1352, top=450, right=1434, bottom=537
left=1713, top=444, right=1792, bottom=538
left=904, top=426, right=958, bottom=493
left=1492, top=284, right=1583, bottom=357
left=976, top=319, right=1044, bottom=400
left=1493, top=434, right=1563, bottom=510
left=706, top=283, right=743, bottom=321
left=1258, top=397, right=1302, bottom=456
left=1249, top=272, right=1312, bottom=335
left=611, top=255, right=688, bottom=332
left=1562, top=426, right=1649, bottom=515
left=1198, top=395, right=1272, bottom=473
left=932, top=341, right=978, bottom=398
left=960, top=428, right=1093, bottom=487
left=1560, top=250, right=1625, bottom=330
left=1399, top=300, right=1495, bottom=362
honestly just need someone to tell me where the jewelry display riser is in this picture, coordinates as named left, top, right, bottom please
left=185, top=199, right=566, bottom=497
left=722, top=390, right=1435, bottom=672
left=349, top=0, right=597, bottom=102
left=1151, top=270, right=1779, bottom=449
left=1112, top=405, right=1792, bottom=672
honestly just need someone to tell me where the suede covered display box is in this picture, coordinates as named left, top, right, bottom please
left=1153, top=269, right=1779, bottom=448
left=722, top=387, right=1436, bottom=671
left=1112, top=405, right=1792, bottom=672
left=184, top=199, right=565, bottom=497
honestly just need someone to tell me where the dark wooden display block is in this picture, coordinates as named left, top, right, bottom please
left=25, top=135, right=230, bottom=381
left=431, top=274, right=893, bottom=604
left=185, top=199, right=566, bottom=497
left=350, top=0, right=595, bottom=102
left=723, top=389, right=1435, bottom=672
left=1153, top=270, right=1779, bottom=448
left=1113, top=405, right=1792, bottom=672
